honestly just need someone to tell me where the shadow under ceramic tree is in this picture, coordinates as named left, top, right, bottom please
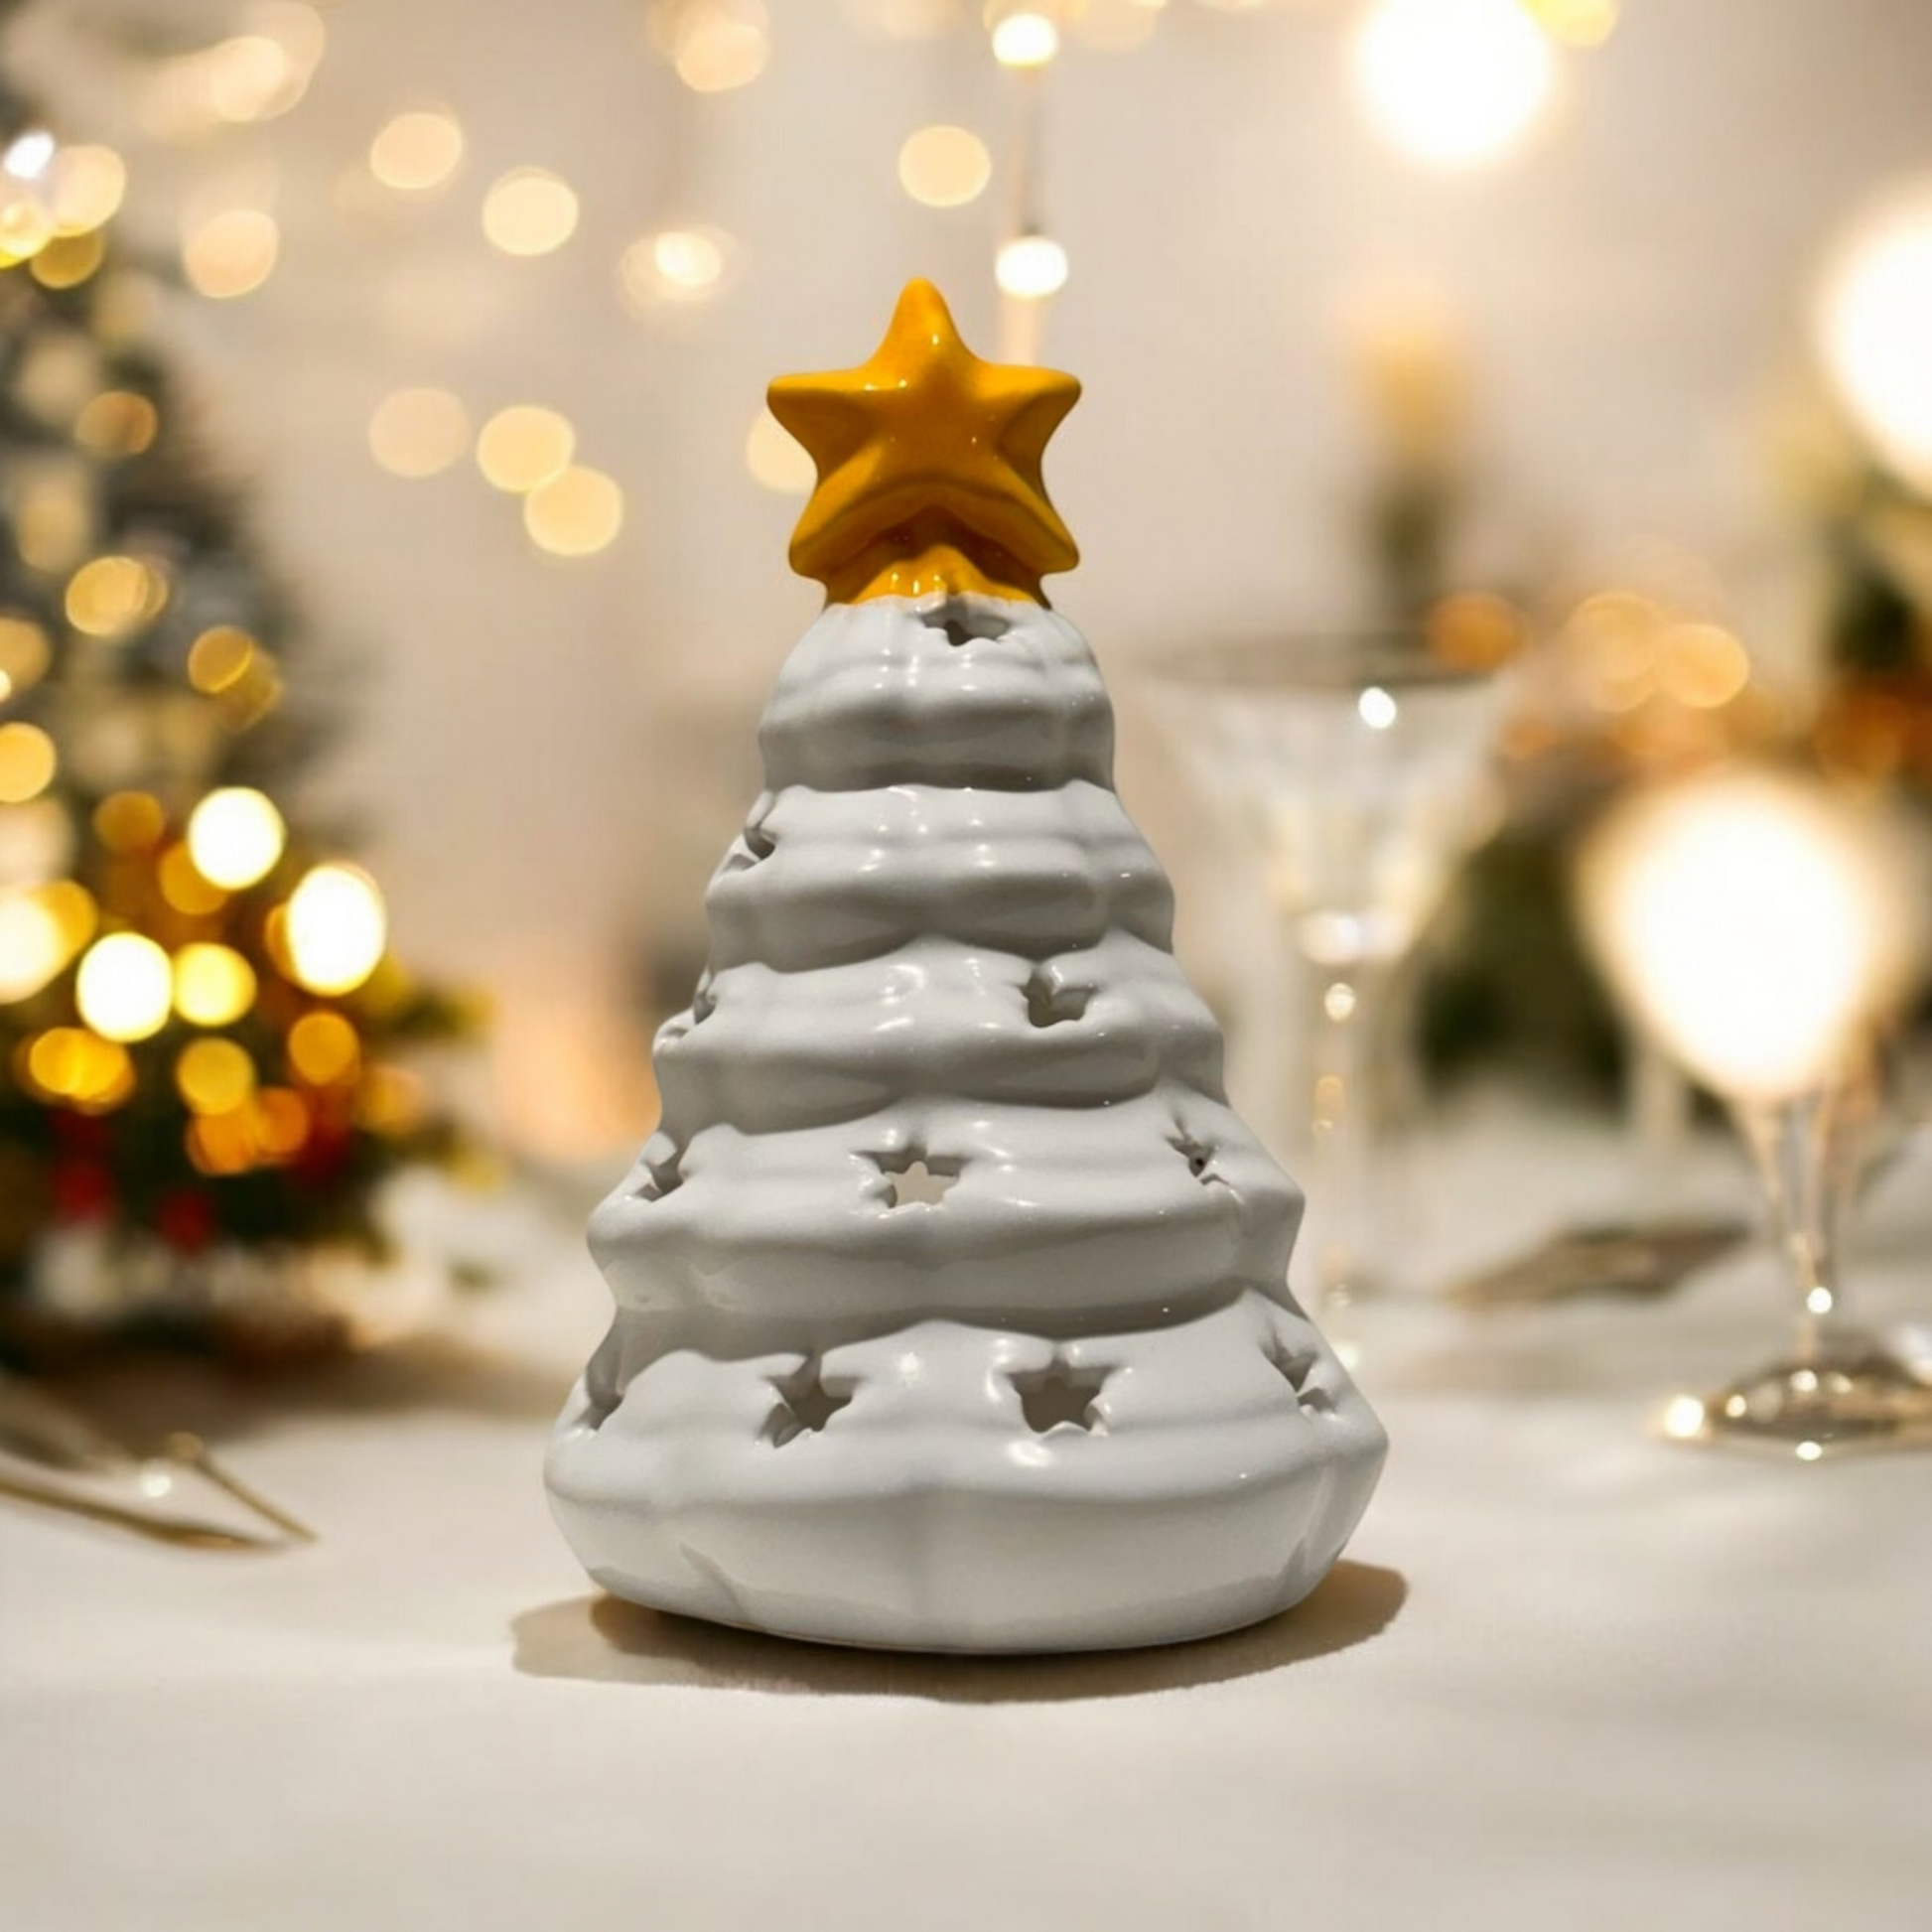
left=509, top=1559, right=1407, bottom=1705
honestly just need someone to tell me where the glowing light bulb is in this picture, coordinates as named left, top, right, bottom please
left=996, top=233, right=1068, bottom=299
left=187, top=787, right=286, bottom=890
left=76, top=932, right=173, bottom=1041
left=1351, top=0, right=1555, bottom=170
left=1817, top=179, right=1932, bottom=496
left=285, top=864, right=387, bottom=996
left=1579, top=768, right=1923, bottom=1102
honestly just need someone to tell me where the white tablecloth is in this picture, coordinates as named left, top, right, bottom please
left=5, top=1104, right=1930, bottom=1932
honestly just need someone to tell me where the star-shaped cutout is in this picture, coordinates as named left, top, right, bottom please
left=1011, top=1357, right=1112, bottom=1435
left=766, top=278, right=1080, bottom=607
left=764, top=1356, right=855, bottom=1447
left=874, top=1148, right=962, bottom=1208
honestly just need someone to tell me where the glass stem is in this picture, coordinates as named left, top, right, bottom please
left=1732, top=1090, right=1843, bottom=1363
left=1308, top=959, right=1380, bottom=1308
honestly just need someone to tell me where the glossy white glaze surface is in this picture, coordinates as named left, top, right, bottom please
left=547, top=593, right=1387, bottom=1650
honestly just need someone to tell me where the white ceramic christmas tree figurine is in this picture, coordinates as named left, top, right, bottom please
left=546, top=282, right=1387, bottom=1651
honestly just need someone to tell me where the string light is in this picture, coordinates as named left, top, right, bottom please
left=482, top=169, right=579, bottom=256
left=187, top=787, right=286, bottom=890
left=989, top=7, right=1060, bottom=67
left=0, top=724, right=57, bottom=804
left=75, top=932, right=173, bottom=1041
left=367, top=387, right=470, bottom=478
left=476, top=406, right=576, bottom=493
left=1351, top=0, right=1556, bottom=170
left=523, top=467, right=624, bottom=557
left=995, top=232, right=1069, bottom=299
left=174, top=943, right=258, bottom=1027
left=897, top=125, right=993, bottom=207
left=368, top=109, right=464, bottom=192
left=619, top=226, right=738, bottom=311
left=285, top=865, right=387, bottom=996
left=745, top=408, right=816, bottom=494
left=182, top=208, right=280, bottom=299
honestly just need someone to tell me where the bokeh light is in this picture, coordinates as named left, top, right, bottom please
left=1352, top=0, right=1556, bottom=170
left=1816, top=179, right=1932, bottom=496
left=995, top=233, right=1069, bottom=299
left=23, top=1028, right=134, bottom=1113
left=989, top=7, right=1060, bottom=67
left=367, top=387, right=470, bottom=478
left=47, top=145, right=126, bottom=234
left=1580, top=768, right=1923, bottom=1101
left=182, top=208, right=280, bottom=299
left=0, top=891, right=66, bottom=1002
left=653, top=0, right=771, bottom=92
left=523, top=466, right=624, bottom=557
left=75, top=931, right=173, bottom=1041
left=745, top=408, right=816, bottom=494
left=187, top=787, right=286, bottom=890
left=0, top=617, right=50, bottom=692
left=176, top=1036, right=257, bottom=1115
left=1528, top=0, right=1618, bottom=48
left=66, top=555, right=166, bottom=641
left=369, top=108, right=465, bottom=193
left=482, top=169, right=579, bottom=256
left=619, top=226, right=738, bottom=311
left=174, top=943, right=258, bottom=1027
left=288, top=1009, right=360, bottom=1085
left=1656, top=622, right=1750, bottom=710
left=187, top=626, right=257, bottom=694
left=285, top=864, right=387, bottom=996
left=0, top=724, right=57, bottom=804
left=476, top=406, right=576, bottom=493
left=73, top=390, right=159, bottom=458
left=897, top=126, right=992, bottom=208
left=159, top=842, right=229, bottom=915
left=93, top=791, right=167, bottom=853
left=31, top=231, right=105, bottom=291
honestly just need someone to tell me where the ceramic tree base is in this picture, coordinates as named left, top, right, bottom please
left=547, top=1293, right=1384, bottom=1652
left=547, top=284, right=1387, bottom=1653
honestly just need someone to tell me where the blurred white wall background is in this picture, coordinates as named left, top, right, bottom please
left=14, top=0, right=1932, bottom=1150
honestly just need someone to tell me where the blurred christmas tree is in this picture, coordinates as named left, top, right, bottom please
left=0, top=66, right=475, bottom=1356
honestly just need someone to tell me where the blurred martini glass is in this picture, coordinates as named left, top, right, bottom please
left=1149, top=632, right=1509, bottom=1311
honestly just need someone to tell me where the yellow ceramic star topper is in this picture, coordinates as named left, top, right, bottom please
left=767, top=279, right=1080, bottom=607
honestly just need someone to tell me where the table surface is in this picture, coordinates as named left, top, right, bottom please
left=5, top=1101, right=1930, bottom=1932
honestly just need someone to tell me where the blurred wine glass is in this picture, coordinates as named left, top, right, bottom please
left=1578, top=761, right=1932, bottom=1454
left=1148, top=631, right=1510, bottom=1311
